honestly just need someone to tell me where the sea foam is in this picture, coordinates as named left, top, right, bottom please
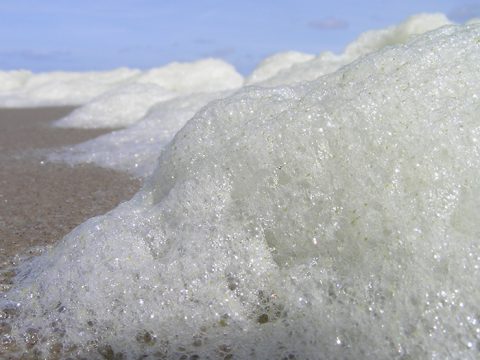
left=2, top=20, right=480, bottom=359
left=257, top=13, right=452, bottom=86
left=245, top=51, right=315, bottom=85
left=52, top=14, right=455, bottom=178
left=0, top=58, right=243, bottom=109
left=0, top=68, right=140, bottom=107
left=53, top=91, right=234, bottom=176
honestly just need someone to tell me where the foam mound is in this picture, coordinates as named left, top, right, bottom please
left=2, top=22, right=480, bottom=359
left=0, top=59, right=243, bottom=109
left=0, top=68, right=140, bottom=107
left=259, top=13, right=452, bottom=86
left=54, top=59, right=243, bottom=129
left=245, top=51, right=315, bottom=85
left=134, top=58, right=243, bottom=94
left=54, top=83, right=174, bottom=129
left=54, top=91, right=233, bottom=176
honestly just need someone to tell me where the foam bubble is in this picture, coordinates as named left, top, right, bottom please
left=3, top=23, right=480, bottom=359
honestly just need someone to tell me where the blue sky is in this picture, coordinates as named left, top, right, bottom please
left=0, top=0, right=479, bottom=74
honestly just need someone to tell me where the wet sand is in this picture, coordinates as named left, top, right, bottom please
left=0, top=107, right=141, bottom=273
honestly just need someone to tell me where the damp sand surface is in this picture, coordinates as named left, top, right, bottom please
left=0, top=107, right=141, bottom=271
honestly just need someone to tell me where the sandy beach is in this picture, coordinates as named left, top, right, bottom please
left=0, top=107, right=140, bottom=282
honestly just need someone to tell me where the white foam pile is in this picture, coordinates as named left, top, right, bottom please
left=2, top=16, right=480, bottom=359
left=50, top=13, right=456, bottom=179
left=251, top=13, right=453, bottom=87
left=245, top=51, right=315, bottom=85
left=0, top=68, right=140, bottom=107
left=54, top=91, right=233, bottom=176
left=0, top=58, right=243, bottom=109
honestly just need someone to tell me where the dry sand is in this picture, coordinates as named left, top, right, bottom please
left=0, top=107, right=141, bottom=282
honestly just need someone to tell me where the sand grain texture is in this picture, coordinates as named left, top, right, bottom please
left=0, top=107, right=141, bottom=271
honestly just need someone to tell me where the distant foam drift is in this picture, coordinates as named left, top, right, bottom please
left=0, top=58, right=243, bottom=109
left=3, top=22, right=480, bottom=359
left=54, top=59, right=244, bottom=129
left=0, top=67, right=140, bottom=107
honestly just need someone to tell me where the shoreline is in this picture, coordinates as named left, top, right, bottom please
left=0, top=107, right=141, bottom=271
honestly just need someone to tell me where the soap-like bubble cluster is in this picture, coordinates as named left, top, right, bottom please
left=2, top=22, right=480, bottom=359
